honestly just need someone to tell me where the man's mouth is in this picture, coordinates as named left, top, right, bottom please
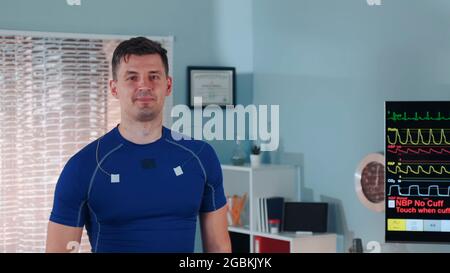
left=135, top=97, right=155, bottom=102
left=134, top=90, right=156, bottom=103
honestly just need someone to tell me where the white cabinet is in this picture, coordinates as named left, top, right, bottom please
left=222, top=164, right=337, bottom=253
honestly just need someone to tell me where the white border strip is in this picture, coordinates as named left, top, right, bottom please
left=0, top=29, right=174, bottom=43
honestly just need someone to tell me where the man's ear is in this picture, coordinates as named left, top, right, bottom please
left=110, top=79, right=119, bottom=99
left=166, top=76, right=173, bottom=97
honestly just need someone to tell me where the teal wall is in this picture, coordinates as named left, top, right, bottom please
left=253, top=0, right=450, bottom=252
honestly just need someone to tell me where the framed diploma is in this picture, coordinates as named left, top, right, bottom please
left=188, top=66, right=235, bottom=107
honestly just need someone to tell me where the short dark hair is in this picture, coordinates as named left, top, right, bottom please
left=111, top=36, right=169, bottom=80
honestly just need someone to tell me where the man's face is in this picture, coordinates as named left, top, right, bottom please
left=110, top=54, right=172, bottom=123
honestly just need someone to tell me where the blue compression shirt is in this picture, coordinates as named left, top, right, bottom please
left=49, top=126, right=226, bottom=253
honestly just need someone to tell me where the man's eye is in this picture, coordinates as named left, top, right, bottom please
left=150, top=75, right=160, bottom=80
left=127, top=76, right=137, bottom=81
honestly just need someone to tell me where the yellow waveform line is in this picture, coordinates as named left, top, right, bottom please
left=402, top=177, right=450, bottom=180
left=398, top=128, right=450, bottom=130
left=387, top=165, right=450, bottom=175
left=387, top=128, right=450, bottom=145
left=398, top=162, right=450, bottom=164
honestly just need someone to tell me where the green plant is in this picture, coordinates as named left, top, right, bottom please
left=251, top=145, right=261, bottom=155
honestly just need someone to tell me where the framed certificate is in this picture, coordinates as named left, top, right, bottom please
left=188, top=66, right=235, bottom=107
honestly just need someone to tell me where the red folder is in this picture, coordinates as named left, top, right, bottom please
left=254, top=236, right=289, bottom=253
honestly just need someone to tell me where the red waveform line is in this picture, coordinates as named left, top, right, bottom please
left=401, top=160, right=450, bottom=163
left=387, top=147, right=450, bottom=155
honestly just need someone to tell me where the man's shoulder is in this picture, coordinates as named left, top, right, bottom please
left=164, top=127, right=217, bottom=157
left=68, top=128, right=119, bottom=165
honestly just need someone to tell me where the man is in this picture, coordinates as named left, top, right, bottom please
left=46, top=37, right=231, bottom=253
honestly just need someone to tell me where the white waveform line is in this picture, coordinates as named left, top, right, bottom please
left=401, top=179, right=450, bottom=183
left=387, top=185, right=450, bottom=197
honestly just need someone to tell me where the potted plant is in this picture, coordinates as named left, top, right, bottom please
left=250, top=145, right=261, bottom=167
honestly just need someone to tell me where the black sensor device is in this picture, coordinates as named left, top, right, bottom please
left=141, top=159, right=156, bottom=169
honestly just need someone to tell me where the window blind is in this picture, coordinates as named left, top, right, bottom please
left=0, top=33, right=173, bottom=252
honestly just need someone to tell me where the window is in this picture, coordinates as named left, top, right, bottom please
left=0, top=31, right=173, bottom=252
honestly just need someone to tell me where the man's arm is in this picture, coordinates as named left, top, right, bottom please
left=46, top=221, right=83, bottom=253
left=199, top=205, right=232, bottom=253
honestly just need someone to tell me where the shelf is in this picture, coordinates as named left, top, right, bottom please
left=252, top=231, right=294, bottom=242
left=253, top=232, right=337, bottom=253
left=222, top=164, right=297, bottom=172
left=229, top=227, right=333, bottom=243
left=223, top=164, right=300, bottom=253
left=222, top=163, right=338, bottom=253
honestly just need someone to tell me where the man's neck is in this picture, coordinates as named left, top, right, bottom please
left=118, top=119, right=163, bottom=145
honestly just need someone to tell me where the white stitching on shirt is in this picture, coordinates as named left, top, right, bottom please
left=84, top=142, right=122, bottom=252
left=76, top=200, right=87, bottom=227
left=87, top=143, right=123, bottom=199
left=164, top=139, right=207, bottom=182
left=164, top=140, right=220, bottom=211
left=87, top=202, right=100, bottom=253
left=206, top=183, right=216, bottom=211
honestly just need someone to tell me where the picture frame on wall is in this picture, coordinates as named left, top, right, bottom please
left=188, top=66, right=235, bottom=108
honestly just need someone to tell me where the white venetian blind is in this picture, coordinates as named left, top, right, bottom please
left=0, top=32, right=173, bottom=252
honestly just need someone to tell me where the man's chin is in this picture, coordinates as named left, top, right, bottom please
left=136, top=110, right=158, bottom=122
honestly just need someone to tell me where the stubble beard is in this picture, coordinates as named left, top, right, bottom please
left=136, top=108, right=157, bottom=122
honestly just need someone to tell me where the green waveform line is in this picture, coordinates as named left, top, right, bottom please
left=387, top=111, right=450, bottom=122
left=387, top=128, right=450, bottom=145
left=387, top=165, right=450, bottom=175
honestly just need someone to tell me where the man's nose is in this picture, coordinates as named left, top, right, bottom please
left=137, top=77, right=154, bottom=89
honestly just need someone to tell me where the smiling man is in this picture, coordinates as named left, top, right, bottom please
left=46, top=37, right=231, bottom=253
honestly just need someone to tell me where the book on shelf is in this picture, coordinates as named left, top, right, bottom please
left=257, top=196, right=284, bottom=233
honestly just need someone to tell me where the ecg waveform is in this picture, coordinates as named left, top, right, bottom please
left=387, top=185, right=450, bottom=197
left=387, top=128, right=450, bottom=145
left=387, top=111, right=450, bottom=122
left=387, top=165, right=450, bottom=175
left=387, top=147, right=450, bottom=155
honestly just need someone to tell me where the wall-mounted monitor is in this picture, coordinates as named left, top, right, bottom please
left=386, top=101, right=450, bottom=243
